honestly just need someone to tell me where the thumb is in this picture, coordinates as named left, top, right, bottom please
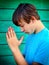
left=19, top=36, right=24, bottom=45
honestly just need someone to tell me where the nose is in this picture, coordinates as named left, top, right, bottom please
left=20, top=27, right=24, bottom=32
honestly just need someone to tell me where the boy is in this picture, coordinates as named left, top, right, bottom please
left=6, top=3, right=49, bottom=65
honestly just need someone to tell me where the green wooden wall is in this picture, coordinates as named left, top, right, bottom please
left=0, top=0, right=49, bottom=65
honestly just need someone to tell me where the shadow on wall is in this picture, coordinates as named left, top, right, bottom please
left=0, top=56, right=16, bottom=65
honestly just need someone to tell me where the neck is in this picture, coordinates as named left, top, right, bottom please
left=34, top=20, right=45, bottom=34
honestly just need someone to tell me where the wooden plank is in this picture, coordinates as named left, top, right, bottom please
left=0, top=9, right=14, bottom=20
left=0, top=32, right=28, bottom=44
left=0, top=21, right=49, bottom=32
left=0, top=56, right=16, bottom=65
left=0, top=45, right=12, bottom=55
left=0, top=21, right=21, bottom=32
left=0, top=0, right=49, bottom=9
left=0, top=9, right=49, bottom=20
left=0, top=43, right=25, bottom=55
left=38, top=10, right=49, bottom=20
left=42, top=22, right=49, bottom=29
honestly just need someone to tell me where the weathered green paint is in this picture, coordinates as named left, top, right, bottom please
left=0, top=43, right=25, bottom=55
left=0, top=0, right=49, bottom=65
left=0, top=10, right=49, bottom=20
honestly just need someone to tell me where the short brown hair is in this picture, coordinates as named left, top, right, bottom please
left=12, top=3, right=40, bottom=26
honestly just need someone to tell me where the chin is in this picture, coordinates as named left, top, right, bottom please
left=24, top=31, right=29, bottom=34
left=26, top=32, right=30, bottom=34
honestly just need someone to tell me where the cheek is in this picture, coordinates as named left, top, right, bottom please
left=26, top=26, right=30, bottom=30
left=24, top=24, right=30, bottom=30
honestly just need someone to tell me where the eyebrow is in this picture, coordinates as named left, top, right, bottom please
left=20, top=24, right=24, bottom=27
left=19, top=22, right=24, bottom=27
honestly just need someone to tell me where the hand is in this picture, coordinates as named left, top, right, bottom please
left=6, top=27, right=24, bottom=51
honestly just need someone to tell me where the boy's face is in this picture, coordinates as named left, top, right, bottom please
left=19, top=19, right=35, bottom=34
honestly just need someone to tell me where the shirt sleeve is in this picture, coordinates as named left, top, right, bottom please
left=33, top=41, right=49, bottom=65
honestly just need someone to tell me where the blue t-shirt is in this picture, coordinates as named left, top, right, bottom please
left=23, top=28, right=49, bottom=65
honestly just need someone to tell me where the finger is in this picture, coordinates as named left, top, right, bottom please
left=8, top=27, right=16, bottom=37
left=8, top=27, right=13, bottom=37
left=11, top=27, right=16, bottom=36
left=19, top=36, right=24, bottom=44
left=8, top=29, right=12, bottom=38
left=6, top=32, right=11, bottom=47
left=6, top=32, right=9, bottom=40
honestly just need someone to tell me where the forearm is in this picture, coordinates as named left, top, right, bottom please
left=12, top=46, right=28, bottom=65
left=6, top=27, right=28, bottom=65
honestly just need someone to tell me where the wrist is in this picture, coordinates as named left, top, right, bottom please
left=11, top=46, right=19, bottom=53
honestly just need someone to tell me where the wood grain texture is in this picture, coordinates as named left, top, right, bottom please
left=0, top=0, right=49, bottom=65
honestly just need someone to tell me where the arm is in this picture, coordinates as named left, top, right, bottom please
left=6, top=27, right=43, bottom=65
left=6, top=27, right=28, bottom=65
left=12, top=46, right=28, bottom=65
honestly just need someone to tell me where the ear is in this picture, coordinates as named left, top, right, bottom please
left=30, top=16, right=36, bottom=23
left=31, top=16, right=36, bottom=20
